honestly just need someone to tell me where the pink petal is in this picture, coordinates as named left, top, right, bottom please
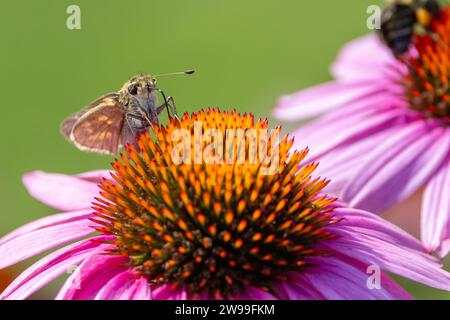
left=0, top=210, right=92, bottom=246
left=331, top=34, right=400, bottom=82
left=94, top=270, right=151, bottom=300
left=130, top=277, right=152, bottom=300
left=76, top=170, right=111, bottom=184
left=152, top=285, right=188, bottom=300
left=275, top=279, right=324, bottom=300
left=295, top=257, right=411, bottom=300
left=293, top=90, right=406, bottom=144
left=23, top=171, right=100, bottom=211
left=438, top=241, right=450, bottom=258
left=294, top=106, right=404, bottom=160
left=274, top=81, right=384, bottom=121
left=327, top=208, right=450, bottom=291
left=0, top=237, right=111, bottom=300
left=421, top=157, right=450, bottom=257
left=0, top=213, right=95, bottom=270
left=314, top=126, right=401, bottom=195
left=332, top=207, right=424, bottom=251
left=343, top=122, right=449, bottom=214
left=233, top=287, right=277, bottom=300
left=56, top=254, right=128, bottom=300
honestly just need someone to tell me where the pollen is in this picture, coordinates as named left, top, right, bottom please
left=403, top=5, right=450, bottom=121
left=92, top=109, right=337, bottom=298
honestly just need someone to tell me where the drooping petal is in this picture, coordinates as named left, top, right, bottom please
left=294, top=257, right=411, bottom=300
left=293, top=106, right=405, bottom=160
left=0, top=210, right=92, bottom=246
left=328, top=208, right=450, bottom=291
left=332, top=207, right=425, bottom=250
left=0, top=237, right=111, bottom=300
left=274, top=35, right=403, bottom=122
left=421, top=157, right=450, bottom=257
left=342, top=122, right=450, bottom=214
left=331, top=34, right=401, bottom=82
left=152, top=285, right=188, bottom=300
left=272, top=279, right=324, bottom=300
left=438, top=242, right=450, bottom=258
left=274, top=81, right=384, bottom=121
left=314, top=126, right=401, bottom=195
left=23, top=171, right=100, bottom=211
left=94, top=270, right=151, bottom=300
left=130, top=277, right=152, bottom=300
left=294, top=90, right=406, bottom=141
left=0, top=212, right=95, bottom=270
left=56, top=253, right=128, bottom=300
left=233, top=287, right=277, bottom=300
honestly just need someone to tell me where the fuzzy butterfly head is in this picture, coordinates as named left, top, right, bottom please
left=121, top=74, right=158, bottom=99
left=118, top=74, right=160, bottom=120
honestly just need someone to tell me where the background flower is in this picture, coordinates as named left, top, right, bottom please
left=273, top=7, right=450, bottom=258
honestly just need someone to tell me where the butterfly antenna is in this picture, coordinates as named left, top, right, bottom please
left=154, top=70, right=195, bottom=77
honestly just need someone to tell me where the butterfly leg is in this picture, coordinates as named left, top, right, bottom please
left=155, top=96, right=174, bottom=115
left=157, top=89, right=179, bottom=120
left=124, top=112, right=156, bottom=150
left=166, top=96, right=179, bottom=119
left=126, top=113, right=155, bottom=130
left=126, top=113, right=154, bottom=137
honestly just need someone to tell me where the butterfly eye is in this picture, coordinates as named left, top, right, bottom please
left=128, top=83, right=138, bottom=95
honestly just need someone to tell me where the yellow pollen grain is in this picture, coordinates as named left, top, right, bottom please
left=197, top=213, right=206, bottom=225
left=266, top=213, right=276, bottom=224
left=225, top=211, right=234, bottom=225
left=264, top=234, right=275, bottom=243
left=162, top=208, right=175, bottom=221
left=213, top=202, right=221, bottom=216
left=202, top=192, right=211, bottom=207
left=178, top=220, right=188, bottom=231
left=252, top=233, right=263, bottom=242
left=252, top=209, right=262, bottom=221
left=222, top=231, right=232, bottom=242
left=237, top=220, right=247, bottom=232
left=237, top=200, right=246, bottom=214
left=250, top=190, right=258, bottom=202
left=263, top=195, right=272, bottom=207
left=208, top=224, right=217, bottom=236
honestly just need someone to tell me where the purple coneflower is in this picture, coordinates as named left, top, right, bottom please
left=1, top=110, right=450, bottom=300
left=274, top=6, right=450, bottom=257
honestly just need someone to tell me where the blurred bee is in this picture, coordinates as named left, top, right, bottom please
left=61, top=70, right=195, bottom=155
left=379, top=0, right=441, bottom=56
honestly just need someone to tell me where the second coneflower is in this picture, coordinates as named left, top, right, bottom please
left=1, top=109, right=450, bottom=300
left=274, top=5, right=450, bottom=257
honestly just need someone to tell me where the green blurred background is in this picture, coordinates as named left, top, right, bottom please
left=0, top=0, right=448, bottom=299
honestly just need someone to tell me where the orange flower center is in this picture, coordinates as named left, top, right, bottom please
left=403, top=5, right=450, bottom=121
left=92, top=109, right=337, bottom=298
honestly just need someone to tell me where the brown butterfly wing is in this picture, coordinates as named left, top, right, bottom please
left=65, top=94, right=127, bottom=155
left=60, top=93, right=119, bottom=140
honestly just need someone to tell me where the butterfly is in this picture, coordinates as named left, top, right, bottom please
left=60, top=70, right=194, bottom=155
